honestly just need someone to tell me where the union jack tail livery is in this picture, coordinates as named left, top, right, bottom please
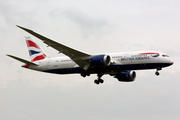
left=25, top=37, right=48, bottom=62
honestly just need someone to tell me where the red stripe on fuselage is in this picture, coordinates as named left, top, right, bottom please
left=139, top=52, right=159, bottom=55
left=26, top=40, right=40, bottom=49
left=31, top=54, right=46, bottom=62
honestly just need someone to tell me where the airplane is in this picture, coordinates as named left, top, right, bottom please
left=7, top=25, right=174, bottom=84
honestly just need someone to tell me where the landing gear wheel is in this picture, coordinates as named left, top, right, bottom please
left=81, top=73, right=86, bottom=77
left=99, top=79, right=104, bottom=83
left=155, top=71, right=159, bottom=76
left=94, top=80, right=99, bottom=84
left=155, top=67, right=161, bottom=76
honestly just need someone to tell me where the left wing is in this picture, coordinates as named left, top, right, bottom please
left=17, top=25, right=91, bottom=70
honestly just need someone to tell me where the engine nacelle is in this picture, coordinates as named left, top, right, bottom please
left=90, top=54, right=111, bottom=66
left=115, top=71, right=136, bottom=82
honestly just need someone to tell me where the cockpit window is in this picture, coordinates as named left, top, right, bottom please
left=162, top=55, right=169, bottom=57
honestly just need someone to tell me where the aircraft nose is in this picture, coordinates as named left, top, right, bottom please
left=169, top=58, right=174, bottom=65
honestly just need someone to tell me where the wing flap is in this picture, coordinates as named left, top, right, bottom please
left=17, top=25, right=91, bottom=68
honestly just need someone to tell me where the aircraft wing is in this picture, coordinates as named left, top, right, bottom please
left=17, top=25, right=91, bottom=69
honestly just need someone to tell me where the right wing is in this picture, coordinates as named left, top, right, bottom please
left=17, top=25, right=91, bottom=70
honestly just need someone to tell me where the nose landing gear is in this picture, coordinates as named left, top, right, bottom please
left=155, top=67, right=162, bottom=76
left=155, top=71, right=160, bottom=76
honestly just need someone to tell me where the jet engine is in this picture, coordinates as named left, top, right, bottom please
left=115, top=71, right=136, bottom=82
left=90, top=54, right=111, bottom=66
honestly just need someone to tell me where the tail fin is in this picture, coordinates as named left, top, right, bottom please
left=25, top=36, right=48, bottom=62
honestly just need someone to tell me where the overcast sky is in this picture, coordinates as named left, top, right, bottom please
left=0, top=0, right=180, bottom=120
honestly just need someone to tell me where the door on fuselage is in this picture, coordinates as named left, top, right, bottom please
left=46, top=59, right=51, bottom=69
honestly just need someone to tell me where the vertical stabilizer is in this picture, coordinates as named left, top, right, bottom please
left=25, top=36, right=48, bottom=62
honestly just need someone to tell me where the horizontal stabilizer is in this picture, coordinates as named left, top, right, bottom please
left=6, top=54, right=39, bottom=66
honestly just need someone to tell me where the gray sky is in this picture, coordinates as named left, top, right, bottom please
left=0, top=0, right=180, bottom=120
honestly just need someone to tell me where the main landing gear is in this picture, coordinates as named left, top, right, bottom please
left=155, top=67, right=162, bottom=76
left=81, top=72, right=90, bottom=77
left=80, top=71, right=104, bottom=84
left=94, top=74, right=104, bottom=85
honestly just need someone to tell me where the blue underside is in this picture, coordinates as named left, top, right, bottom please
left=43, top=63, right=172, bottom=74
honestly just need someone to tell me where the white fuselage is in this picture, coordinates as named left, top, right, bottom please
left=26, top=51, right=173, bottom=75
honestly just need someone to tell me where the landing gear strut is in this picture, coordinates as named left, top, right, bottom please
left=94, top=74, right=104, bottom=84
left=155, top=67, right=162, bottom=76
